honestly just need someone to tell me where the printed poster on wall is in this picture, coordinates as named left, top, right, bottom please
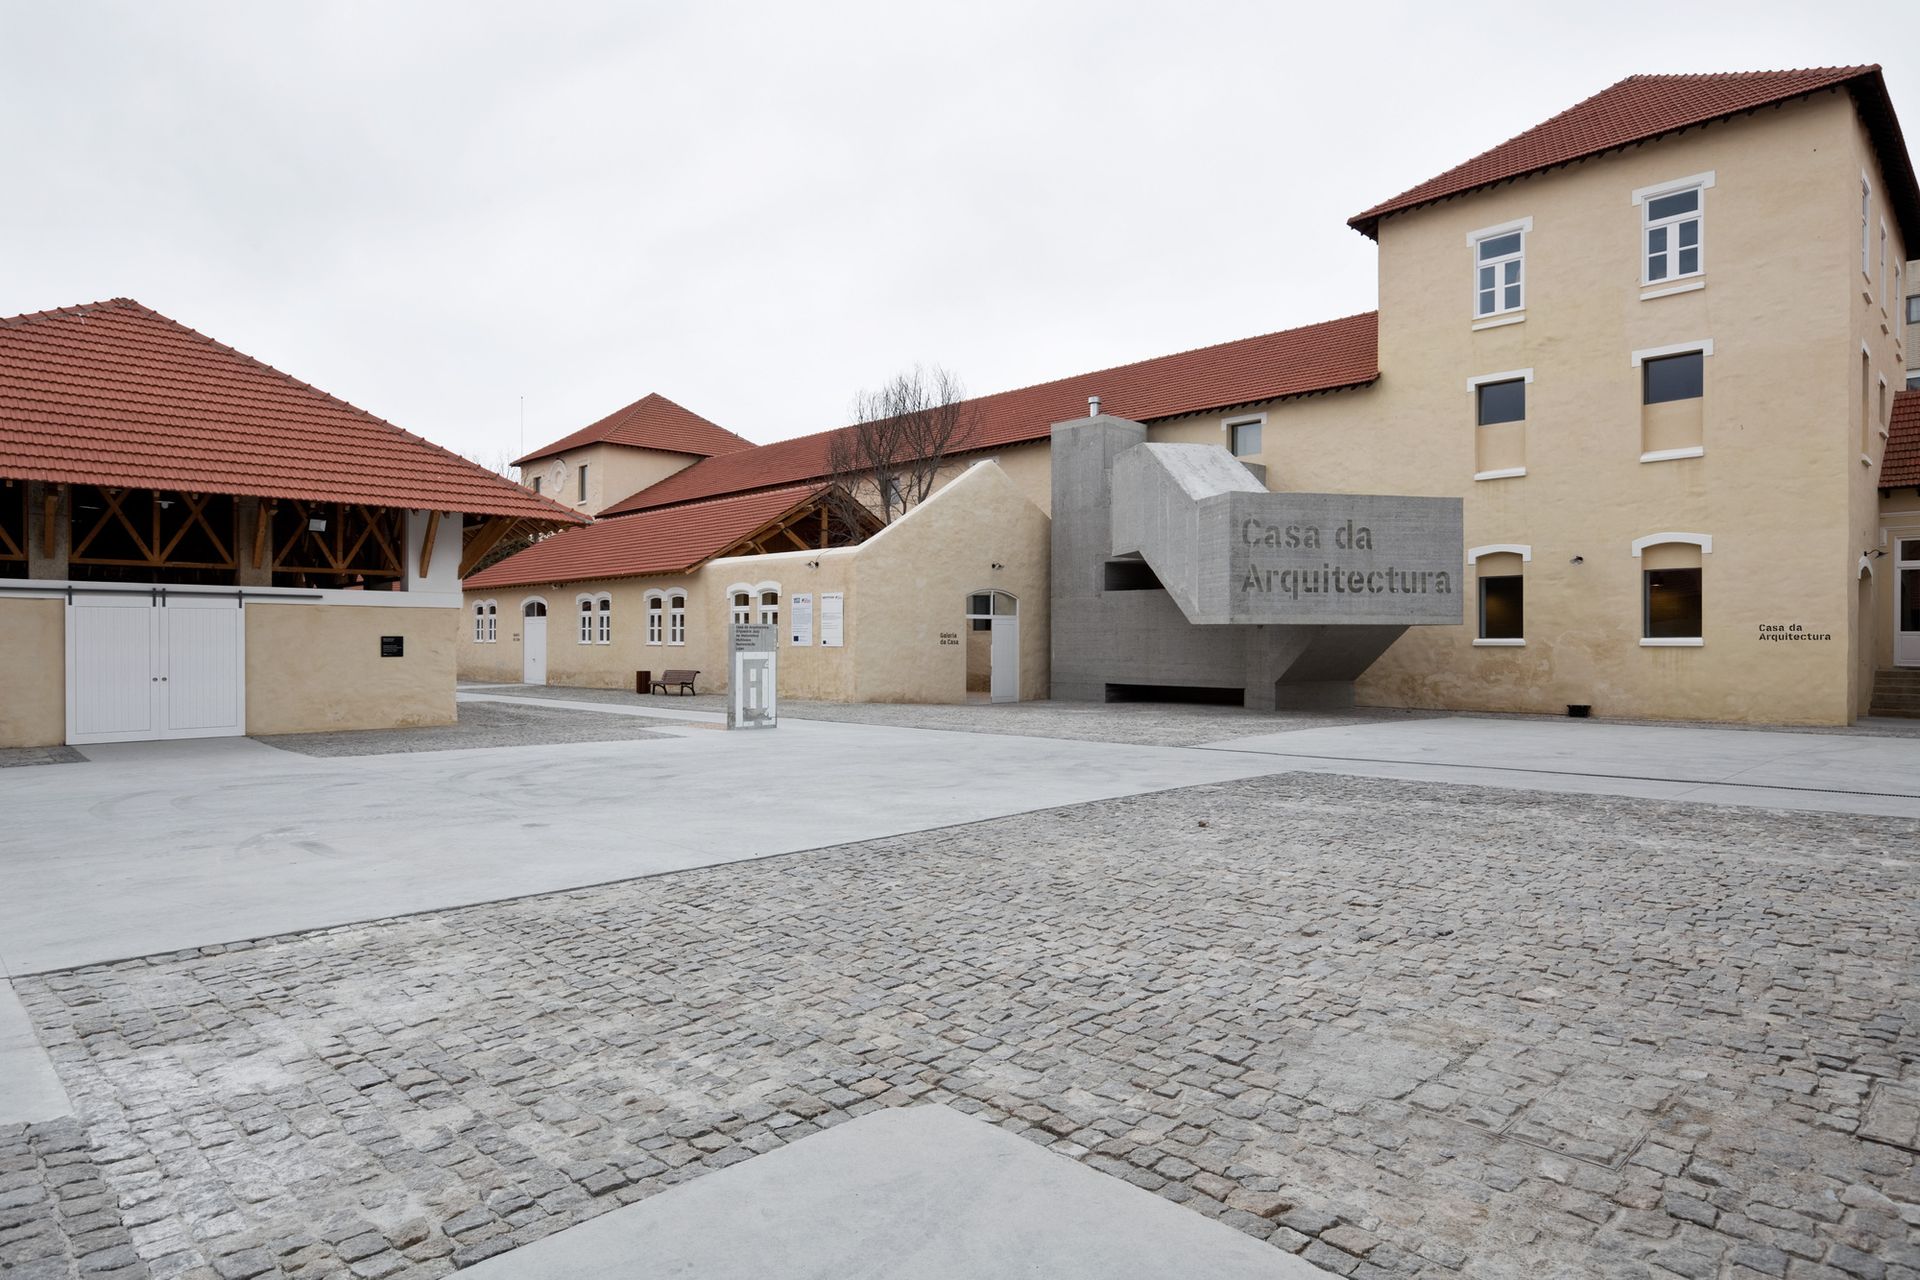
left=789, top=593, right=813, bottom=646
left=820, top=592, right=844, bottom=647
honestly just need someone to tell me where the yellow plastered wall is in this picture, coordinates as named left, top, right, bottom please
left=246, top=604, right=456, bottom=735
left=518, top=444, right=703, bottom=517
left=0, top=597, right=65, bottom=747
left=459, top=578, right=708, bottom=691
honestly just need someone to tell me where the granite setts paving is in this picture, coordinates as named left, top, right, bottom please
left=11, top=774, right=1920, bottom=1279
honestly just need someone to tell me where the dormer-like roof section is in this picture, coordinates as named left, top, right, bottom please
left=599, top=312, right=1379, bottom=517
left=0, top=299, right=583, bottom=525
left=1350, top=66, right=1920, bottom=242
left=512, top=392, right=752, bottom=467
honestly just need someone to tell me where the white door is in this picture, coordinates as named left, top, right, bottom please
left=1897, top=538, right=1920, bottom=667
left=522, top=602, right=548, bottom=684
left=990, top=615, right=1019, bottom=703
left=67, top=592, right=246, bottom=745
left=68, top=594, right=160, bottom=744
left=161, top=597, right=246, bottom=738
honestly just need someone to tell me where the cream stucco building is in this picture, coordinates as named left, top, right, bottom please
left=465, top=66, right=1920, bottom=726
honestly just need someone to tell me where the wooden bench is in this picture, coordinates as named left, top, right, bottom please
left=651, top=669, right=700, bottom=696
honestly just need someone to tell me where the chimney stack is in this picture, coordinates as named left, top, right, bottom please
left=1088, top=394, right=1102, bottom=418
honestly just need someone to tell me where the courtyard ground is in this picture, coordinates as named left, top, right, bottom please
left=2, top=698, right=1916, bottom=1279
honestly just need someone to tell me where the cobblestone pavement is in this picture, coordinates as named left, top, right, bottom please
left=0, top=1117, right=150, bottom=1278
left=0, top=745, right=86, bottom=769
left=255, top=700, right=675, bottom=758
left=463, top=684, right=1442, bottom=746
left=13, top=775, right=1920, bottom=1279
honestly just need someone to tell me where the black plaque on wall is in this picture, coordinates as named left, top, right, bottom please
left=380, top=635, right=404, bottom=657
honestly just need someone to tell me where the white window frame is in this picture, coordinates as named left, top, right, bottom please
left=1223, top=413, right=1266, bottom=458
left=1632, top=171, right=1711, bottom=289
left=1881, top=221, right=1891, bottom=314
left=473, top=599, right=498, bottom=643
left=645, top=591, right=665, bottom=646
left=576, top=594, right=595, bottom=644
left=1862, top=175, right=1874, bottom=286
left=1633, top=534, right=1710, bottom=647
left=1467, top=545, right=1530, bottom=647
left=596, top=593, right=612, bottom=645
left=756, top=582, right=780, bottom=629
left=668, top=592, right=687, bottom=646
left=1468, top=217, right=1530, bottom=320
left=726, top=583, right=753, bottom=627
left=578, top=463, right=590, bottom=502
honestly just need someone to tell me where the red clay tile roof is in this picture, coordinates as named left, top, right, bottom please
left=1350, top=67, right=1920, bottom=242
left=1883, top=389, right=1920, bottom=489
left=601, top=312, right=1378, bottom=517
left=464, top=484, right=825, bottom=589
left=0, top=299, right=584, bottom=525
left=511, top=392, right=752, bottom=467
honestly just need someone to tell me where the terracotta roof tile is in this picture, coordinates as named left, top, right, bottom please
left=601, top=312, right=1378, bottom=517
left=1350, top=67, right=1920, bottom=241
left=463, top=484, right=824, bottom=589
left=1884, top=388, right=1920, bottom=489
left=0, top=299, right=583, bottom=525
left=511, top=392, right=752, bottom=467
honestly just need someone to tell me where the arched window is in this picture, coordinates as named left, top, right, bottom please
left=646, top=593, right=665, bottom=645
left=669, top=593, right=687, bottom=645
left=473, top=601, right=488, bottom=643
left=596, top=594, right=612, bottom=644
left=758, top=588, right=780, bottom=628
left=577, top=594, right=595, bottom=644
left=523, top=599, right=547, bottom=618
left=730, top=589, right=752, bottom=625
left=484, top=601, right=497, bottom=642
left=1632, top=533, right=1711, bottom=646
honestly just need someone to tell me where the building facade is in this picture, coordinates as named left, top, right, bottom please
left=464, top=66, right=1920, bottom=726
left=0, top=299, right=582, bottom=749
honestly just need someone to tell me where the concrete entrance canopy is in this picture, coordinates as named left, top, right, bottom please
left=1056, top=414, right=1463, bottom=710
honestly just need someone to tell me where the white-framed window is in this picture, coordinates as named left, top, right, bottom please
left=578, top=464, right=590, bottom=501
left=577, top=594, right=595, bottom=644
left=668, top=593, right=687, bottom=645
left=1634, top=173, right=1711, bottom=286
left=646, top=592, right=665, bottom=645
left=1468, top=218, right=1529, bottom=319
left=473, top=600, right=498, bottom=643
left=758, top=588, right=780, bottom=629
left=1862, top=176, right=1873, bottom=282
left=1882, top=222, right=1891, bottom=312
left=596, top=594, right=612, bottom=644
left=1632, top=340, right=1712, bottom=404
left=729, top=589, right=752, bottom=626
left=1224, top=414, right=1264, bottom=457
left=1632, top=534, right=1711, bottom=646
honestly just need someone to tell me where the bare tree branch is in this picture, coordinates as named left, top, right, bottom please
left=823, top=364, right=976, bottom=528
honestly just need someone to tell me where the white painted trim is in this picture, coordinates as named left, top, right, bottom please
left=1465, top=368, right=1534, bottom=391
left=1220, top=412, right=1267, bottom=430
left=1630, top=339, right=1713, bottom=366
left=1470, top=314, right=1525, bottom=331
left=1639, top=447, right=1705, bottom=463
left=519, top=595, right=550, bottom=616
left=1862, top=454, right=1876, bottom=466
left=1630, top=533, right=1712, bottom=557
left=1640, top=280, right=1705, bottom=301
left=1630, top=171, right=1716, bottom=206
left=1465, top=215, right=1533, bottom=245
left=1640, top=637, right=1704, bottom=647
left=1467, top=544, right=1532, bottom=564
left=1472, top=638, right=1527, bottom=647
left=1473, top=468, right=1527, bottom=482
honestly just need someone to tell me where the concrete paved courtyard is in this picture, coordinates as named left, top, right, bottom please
left=2, top=699, right=1918, bottom=1279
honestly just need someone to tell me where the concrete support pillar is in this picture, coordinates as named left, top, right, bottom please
left=25, top=481, right=69, bottom=580
left=235, top=496, right=272, bottom=586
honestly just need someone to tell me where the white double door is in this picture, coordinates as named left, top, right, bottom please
left=67, top=592, right=247, bottom=745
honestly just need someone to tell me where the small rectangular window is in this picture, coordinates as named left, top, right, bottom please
left=1475, top=379, right=1526, bottom=425
left=1644, top=567, right=1702, bottom=639
left=1228, top=420, right=1263, bottom=456
left=1478, top=576, right=1524, bottom=641
left=1474, top=229, right=1525, bottom=317
left=1907, top=295, right=1919, bottom=326
left=1644, top=187, right=1702, bottom=283
left=531, top=476, right=542, bottom=495
left=578, top=465, right=590, bottom=500
left=1643, top=351, right=1703, bottom=405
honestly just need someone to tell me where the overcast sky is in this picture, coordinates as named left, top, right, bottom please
left=3, top=2, right=1914, bottom=468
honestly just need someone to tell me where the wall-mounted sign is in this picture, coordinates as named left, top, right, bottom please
left=1758, top=624, right=1832, bottom=642
left=789, top=593, right=813, bottom=647
left=380, top=635, right=404, bottom=657
left=820, top=592, right=845, bottom=647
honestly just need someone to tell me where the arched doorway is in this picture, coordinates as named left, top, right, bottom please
left=521, top=597, right=549, bottom=685
left=964, top=590, right=1019, bottom=703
